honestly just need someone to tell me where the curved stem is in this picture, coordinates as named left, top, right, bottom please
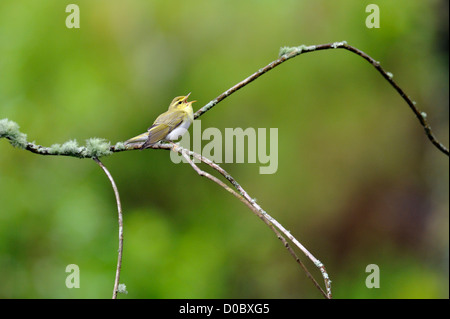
left=93, top=157, right=124, bottom=299
left=193, top=41, right=448, bottom=156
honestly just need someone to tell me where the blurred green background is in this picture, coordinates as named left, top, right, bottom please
left=0, top=0, right=448, bottom=299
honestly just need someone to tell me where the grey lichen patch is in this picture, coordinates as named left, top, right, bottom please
left=278, top=44, right=317, bottom=58
left=279, top=45, right=305, bottom=57
left=113, top=142, right=126, bottom=151
left=0, top=118, right=28, bottom=149
left=83, top=138, right=112, bottom=158
left=331, top=40, right=347, bottom=49
left=48, top=140, right=84, bottom=156
left=117, top=283, right=128, bottom=295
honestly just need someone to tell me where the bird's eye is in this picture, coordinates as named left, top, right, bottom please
left=178, top=101, right=182, bottom=105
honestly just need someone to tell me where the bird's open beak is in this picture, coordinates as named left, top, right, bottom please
left=183, top=92, right=191, bottom=102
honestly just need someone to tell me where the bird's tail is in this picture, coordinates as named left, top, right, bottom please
left=124, top=132, right=149, bottom=145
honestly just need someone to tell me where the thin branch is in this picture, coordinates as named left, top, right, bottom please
left=3, top=42, right=447, bottom=157
left=93, top=157, right=124, bottom=299
left=2, top=41, right=447, bottom=299
left=193, top=41, right=449, bottom=156
left=172, top=143, right=331, bottom=298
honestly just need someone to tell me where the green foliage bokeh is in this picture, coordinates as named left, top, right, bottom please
left=0, top=0, right=448, bottom=298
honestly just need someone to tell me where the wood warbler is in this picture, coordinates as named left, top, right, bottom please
left=125, top=93, right=195, bottom=149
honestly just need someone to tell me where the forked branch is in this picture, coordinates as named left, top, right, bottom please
left=169, top=143, right=332, bottom=298
left=1, top=41, right=447, bottom=299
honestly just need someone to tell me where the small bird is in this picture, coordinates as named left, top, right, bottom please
left=125, top=93, right=195, bottom=149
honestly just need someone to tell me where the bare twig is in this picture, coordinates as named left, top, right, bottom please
left=171, top=143, right=331, bottom=298
left=2, top=41, right=447, bottom=299
left=4, top=42, right=446, bottom=157
left=93, top=157, right=124, bottom=299
left=193, top=41, right=449, bottom=156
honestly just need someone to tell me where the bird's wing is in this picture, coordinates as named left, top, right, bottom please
left=141, top=109, right=187, bottom=148
left=151, top=109, right=187, bottom=129
left=143, top=125, right=171, bottom=146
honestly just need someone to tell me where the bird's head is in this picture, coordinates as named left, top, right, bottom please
left=169, top=93, right=196, bottom=110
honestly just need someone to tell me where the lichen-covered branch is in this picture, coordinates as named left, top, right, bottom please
left=1, top=118, right=125, bottom=158
left=2, top=42, right=447, bottom=157
left=1, top=41, right=447, bottom=299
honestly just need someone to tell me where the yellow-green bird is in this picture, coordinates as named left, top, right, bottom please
left=125, top=93, right=195, bottom=149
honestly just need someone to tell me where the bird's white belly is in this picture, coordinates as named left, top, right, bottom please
left=166, top=120, right=192, bottom=141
